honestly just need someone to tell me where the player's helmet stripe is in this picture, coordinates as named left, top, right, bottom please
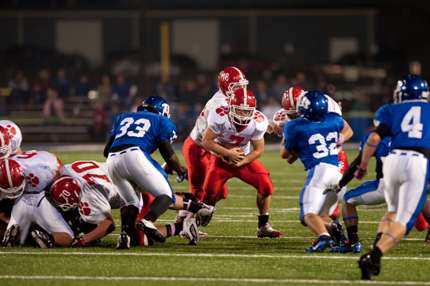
left=231, top=66, right=244, bottom=80
left=288, top=87, right=295, bottom=110
left=5, top=159, right=13, bottom=188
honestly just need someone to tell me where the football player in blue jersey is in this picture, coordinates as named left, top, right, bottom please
left=281, top=90, right=344, bottom=252
left=355, top=74, right=430, bottom=280
left=327, top=131, right=391, bottom=253
left=105, top=96, right=188, bottom=248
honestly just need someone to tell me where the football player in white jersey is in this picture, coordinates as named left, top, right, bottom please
left=182, top=66, right=248, bottom=201
left=1, top=150, right=74, bottom=247
left=49, top=160, right=209, bottom=247
left=202, top=87, right=281, bottom=238
left=48, top=160, right=120, bottom=246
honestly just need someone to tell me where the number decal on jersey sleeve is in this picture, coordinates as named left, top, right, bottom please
left=308, top=132, right=338, bottom=159
left=71, top=161, right=110, bottom=185
left=401, top=106, right=423, bottom=139
left=115, top=117, right=152, bottom=139
left=16, top=151, right=38, bottom=159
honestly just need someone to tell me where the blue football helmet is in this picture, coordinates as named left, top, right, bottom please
left=393, top=74, right=429, bottom=103
left=297, top=90, right=328, bottom=121
left=137, top=96, right=170, bottom=118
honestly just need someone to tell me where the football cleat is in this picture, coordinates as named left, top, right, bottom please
left=358, top=252, right=381, bottom=280
left=31, top=229, right=54, bottom=248
left=305, top=235, right=335, bottom=253
left=257, top=223, right=283, bottom=238
left=196, top=204, right=215, bottom=227
left=180, top=215, right=199, bottom=245
left=330, top=241, right=362, bottom=253
left=116, top=231, right=131, bottom=249
left=2, top=224, right=20, bottom=247
left=136, top=219, right=166, bottom=243
left=328, top=220, right=348, bottom=245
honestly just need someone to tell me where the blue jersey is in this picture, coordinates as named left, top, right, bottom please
left=375, top=101, right=430, bottom=150
left=359, top=133, right=391, bottom=160
left=283, top=113, right=344, bottom=170
left=110, top=111, right=177, bottom=155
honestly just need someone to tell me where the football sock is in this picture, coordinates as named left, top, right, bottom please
left=183, top=198, right=202, bottom=213
left=373, top=232, right=383, bottom=247
left=370, top=246, right=383, bottom=262
left=145, top=195, right=172, bottom=222
left=346, top=225, right=359, bottom=244
left=258, top=214, right=269, bottom=228
left=120, top=205, right=139, bottom=244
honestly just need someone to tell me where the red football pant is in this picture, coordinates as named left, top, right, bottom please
left=202, top=156, right=274, bottom=206
left=329, top=149, right=350, bottom=220
left=182, top=136, right=227, bottom=201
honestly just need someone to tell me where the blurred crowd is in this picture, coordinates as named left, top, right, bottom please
left=0, top=55, right=401, bottom=141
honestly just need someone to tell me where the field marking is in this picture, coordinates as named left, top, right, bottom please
left=0, top=275, right=428, bottom=285
left=1, top=251, right=430, bottom=261
left=156, top=218, right=380, bottom=224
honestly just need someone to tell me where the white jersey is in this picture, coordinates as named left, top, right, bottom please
left=12, top=150, right=60, bottom=194
left=61, top=161, right=121, bottom=225
left=207, top=105, right=268, bottom=155
left=190, top=90, right=229, bottom=144
left=0, top=120, right=22, bottom=155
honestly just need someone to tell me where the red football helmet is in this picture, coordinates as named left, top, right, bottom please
left=0, top=158, right=25, bottom=199
left=217, top=66, right=249, bottom=97
left=281, top=86, right=306, bottom=115
left=0, top=126, right=11, bottom=159
left=228, top=88, right=257, bottom=126
left=49, top=175, right=82, bottom=212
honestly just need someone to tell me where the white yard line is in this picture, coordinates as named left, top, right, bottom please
left=1, top=251, right=430, bottom=261
left=0, top=275, right=428, bottom=285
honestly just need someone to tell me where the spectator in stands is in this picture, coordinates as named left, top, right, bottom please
left=92, top=101, right=107, bottom=141
left=97, top=74, right=112, bottom=106
left=43, top=86, right=65, bottom=122
left=254, top=80, right=269, bottom=103
left=54, top=68, right=71, bottom=98
left=269, top=74, right=288, bottom=98
left=262, top=96, right=280, bottom=121
left=112, top=73, right=131, bottom=111
left=8, top=70, right=29, bottom=107
left=75, top=74, right=91, bottom=97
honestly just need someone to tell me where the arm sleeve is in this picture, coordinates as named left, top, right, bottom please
left=103, top=136, right=114, bottom=158
left=283, top=122, right=297, bottom=152
left=159, top=118, right=178, bottom=143
left=338, top=151, right=362, bottom=188
left=251, top=113, right=268, bottom=140
left=207, top=107, right=226, bottom=134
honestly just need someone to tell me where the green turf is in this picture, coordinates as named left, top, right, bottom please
left=1, top=149, right=430, bottom=286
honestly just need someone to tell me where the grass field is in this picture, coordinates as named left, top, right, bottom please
left=1, top=149, right=430, bottom=286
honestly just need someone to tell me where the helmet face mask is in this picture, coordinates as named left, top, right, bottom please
left=49, top=176, right=82, bottom=212
left=0, top=127, right=11, bottom=159
left=228, top=88, right=256, bottom=126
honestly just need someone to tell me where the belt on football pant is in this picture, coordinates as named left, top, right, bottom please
left=108, top=146, right=140, bottom=157
left=390, top=149, right=427, bottom=159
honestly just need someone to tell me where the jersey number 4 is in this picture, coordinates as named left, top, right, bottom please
left=309, top=132, right=338, bottom=159
left=401, top=106, right=423, bottom=139
left=116, top=117, right=151, bottom=139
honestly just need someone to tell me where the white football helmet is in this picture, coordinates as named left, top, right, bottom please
left=0, top=120, right=22, bottom=155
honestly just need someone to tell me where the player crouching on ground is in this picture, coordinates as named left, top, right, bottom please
left=280, top=90, right=345, bottom=252
left=201, top=87, right=282, bottom=238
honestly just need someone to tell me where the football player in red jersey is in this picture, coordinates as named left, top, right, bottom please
left=201, top=88, right=282, bottom=238
left=182, top=66, right=249, bottom=202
